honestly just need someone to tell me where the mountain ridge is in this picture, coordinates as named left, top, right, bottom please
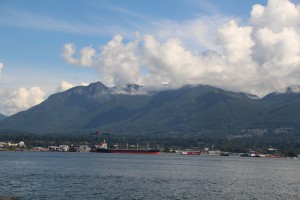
left=1, top=82, right=300, bottom=135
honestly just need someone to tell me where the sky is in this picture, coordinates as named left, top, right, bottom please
left=1, top=0, right=300, bottom=116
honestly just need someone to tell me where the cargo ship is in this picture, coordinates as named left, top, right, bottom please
left=95, top=141, right=160, bottom=155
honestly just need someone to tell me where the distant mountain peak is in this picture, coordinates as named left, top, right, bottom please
left=111, top=83, right=145, bottom=94
left=47, top=81, right=110, bottom=101
left=285, top=85, right=300, bottom=93
left=86, top=81, right=109, bottom=92
left=69, top=82, right=111, bottom=100
left=88, top=81, right=108, bottom=88
left=275, top=85, right=300, bottom=95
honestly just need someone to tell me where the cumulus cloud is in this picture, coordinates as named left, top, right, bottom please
left=56, top=81, right=89, bottom=92
left=62, top=43, right=95, bottom=66
left=97, top=35, right=143, bottom=87
left=2, top=86, right=46, bottom=115
left=0, top=61, right=48, bottom=115
left=142, top=35, right=204, bottom=88
left=62, top=0, right=300, bottom=97
left=251, top=0, right=299, bottom=32
left=56, top=81, right=75, bottom=92
left=62, top=43, right=77, bottom=64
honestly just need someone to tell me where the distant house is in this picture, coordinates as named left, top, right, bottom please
left=79, top=145, right=91, bottom=152
left=19, top=141, right=26, bottom=148
left=0, top=141, right=26, bottom=149
left=0, top=142, right=7, bottom=148
left=59, top=145, right=69, bottom=152
left=48, top=146, right=62, bottom=151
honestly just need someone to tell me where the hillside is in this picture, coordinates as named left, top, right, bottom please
left=1, top=82, right=300, bottom=135
left=0, top=113, right=6, bottom=121
left=0, top=82, right=151, bottom=134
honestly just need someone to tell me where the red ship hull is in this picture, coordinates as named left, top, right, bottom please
left=96, top=148, right=160, bottom=154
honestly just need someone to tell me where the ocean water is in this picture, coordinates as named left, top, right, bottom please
left=0, top=152, right=299, bottom=200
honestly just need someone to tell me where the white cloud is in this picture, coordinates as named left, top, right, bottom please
left=80, top=82, right=89, bottom=87
left=56, top=81, right=75, bottom=92
left=251, top=0, right=300, bottom=33
left=62, top=0, right=300, bottom=97
left=62, top=43, right=95, bottom=67
left=0, top=62, right=48, bottom=115
left=1, top=86, right=46, bottom=115
left=62, top=43, right=78, bottom=64
left=142, top=35, right=203, bottom=88
left=0, top=62, right=3, bottom=80
left=96, top=35, right=143, bottom=87
left=79, top=47, right=96, bottom=66
left=56, top=81, right=89, bottom=92
left=217, top=20, right=254, bottom=63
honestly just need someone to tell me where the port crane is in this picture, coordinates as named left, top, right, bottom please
left=89, top=130, right=110, bottom=149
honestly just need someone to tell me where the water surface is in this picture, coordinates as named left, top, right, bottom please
left=0, top=152, right=299, bottom=199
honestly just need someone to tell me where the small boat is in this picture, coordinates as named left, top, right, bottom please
left=181, top=151, right=201, bottom=155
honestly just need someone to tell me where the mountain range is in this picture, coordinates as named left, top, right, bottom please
left=1, top=82, right=300, bottom=136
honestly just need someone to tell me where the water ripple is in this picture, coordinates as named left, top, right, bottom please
left=0, top=152, right=299, bottom=199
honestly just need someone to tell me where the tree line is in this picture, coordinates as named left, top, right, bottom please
left=0, top=129, right=299, bottom=156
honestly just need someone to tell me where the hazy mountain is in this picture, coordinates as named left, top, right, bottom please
left=1, top=82, right=300, bottom=135
left=127, top=85, right=269, bottom=133
left=261, top=86, right=300, bottom=106
left=260, top=88, right=300, bottom=127
left=0, top=113, right=6, bottom=121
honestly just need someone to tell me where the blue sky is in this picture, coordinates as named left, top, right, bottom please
left=2, top=0, right=300, bottom=115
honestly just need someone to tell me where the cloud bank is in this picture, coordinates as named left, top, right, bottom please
left=0, top=61, right=47, bottom=115
left=63, top=0, right=300, bottom=97
left=1, top=86, right=46, bottom=116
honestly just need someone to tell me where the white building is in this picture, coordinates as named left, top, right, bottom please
left=19, top=141, right=26, bottom=148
